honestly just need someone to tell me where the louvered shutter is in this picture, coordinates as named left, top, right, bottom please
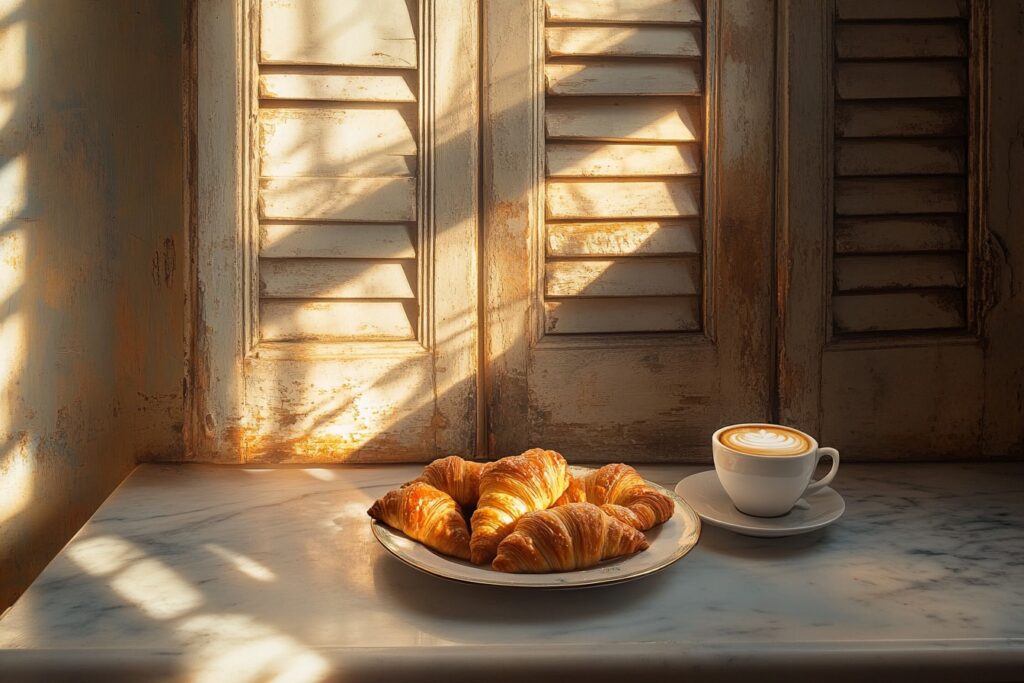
left=543, top=0, right=704, bottom=334
left=258, top=0, right=420, bottom=341
left=485, top=0, right=776, bottom=460
left=832, top=0, right=971, bottom=335
left=194, top=0, right=479, bottom=461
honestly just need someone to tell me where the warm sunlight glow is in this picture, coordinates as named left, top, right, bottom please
left=0, top=152, right=28, bottom=525
left=0, top=0, right=25, bottom=129
left=304, top=468, right=336, bottom=481
left=203, top=543, right=277, bottom=582
left=110, top=558, right=203, bottom=619
left=178, top=614, right=330, bottom=683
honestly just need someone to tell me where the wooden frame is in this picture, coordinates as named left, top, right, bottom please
left=484, top=0, right=776, bottom=460
left=191, top=0, right=480, bottom=462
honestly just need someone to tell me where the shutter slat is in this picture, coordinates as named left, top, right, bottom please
left=835, top=0, right=967, bottom=20
left=833, top=291, right=965, bottom=334
left=547, top=220, right=701, bottom=256
left=836, top=61, right=967, bottom=101
left=835, top=178, right=965, bottom=216
left=835, top=24, right=967, bottom=60
left=260, top=177, right=417, bottom=222
left=259, top=73, right=416, bottom=103
left=546, top=26, right=701, bottom=58
left=546, top=98, right=701, bottom=142
left=547, top=142, right=701, bottom=177
left=260, top=259, right=415, bottom=299
left=545, top=297, right=700, bottom=334
left=545, top=0, right=702, bottom=24
left=546, top=258, right=700, bottom=297
left=546, top=62, right=701, bottom=96
left=836, top=139, right=965, bottom=176
left=260, top=300, right=416, bottom=341
left=546, top=178, right=701, bottom=219
left=259, top=108, right=416, bottom=178
left=835, top=216, right=966, bottom=254
left=834, top=254, right=966, bottom=292
left=836, top=101, right=966, bottom=138
left=260, top=0, right=418, bottom=68
left=261, top=224, right=416, bottom=259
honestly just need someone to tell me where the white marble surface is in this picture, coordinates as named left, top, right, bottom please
left=1, top=462, right=1022, bottom=682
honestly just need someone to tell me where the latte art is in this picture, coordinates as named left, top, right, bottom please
left=718, top=425, right=811, bottom=456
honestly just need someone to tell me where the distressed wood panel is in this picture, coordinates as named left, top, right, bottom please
left=836, top=139, right=966, bottom=176
left=545, top=258, right=700, bottom=297
left=546, top=26, right=701, bottom=58
left=834, top=216, right=966, bottom=254
left=547, top=220, right=701, bottom=256
left=835, top=178, right=966, bottom=216
left=259, top=0, right=418, bottom=68
left=836, top=101, right=967, bottom=138
left=258, top=108, right=416, bottom=178
left=259, top=72, right=416, bottom=103
left=545, top=297, right=700, bottom=333
left=545, top=61, right=701, bottom=96
left=835, top=0, right=967, bottom=20
left=546, top=98, right=701, bottom=141
left=547, top=142, right=700, bottom=177
left=260, top=259, right=416, bottom=299
left=834, top=254, right=966, bottom=291
left=260, top=223, right=416, bottom=259
left=835, top=24, right=967, bottom=60
left=836, top=61, right=967, bottom=101
left=546, top=178, right=701, bottom=219
left=832, top=291, right=965, bottom=333
left=259, top=177, right=417, bottom=221
left=545, top=0, right=702, bottom=24
left=260, top=300, right=416, bottom=341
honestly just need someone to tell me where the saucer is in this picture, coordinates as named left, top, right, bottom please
left=674, top=470, right=845, bottom=538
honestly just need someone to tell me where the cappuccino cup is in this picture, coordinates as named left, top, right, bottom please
left=712, top=423, right=839, bottom=517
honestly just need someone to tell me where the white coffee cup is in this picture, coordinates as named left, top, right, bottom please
left=712, top=423, right=840, bottom=517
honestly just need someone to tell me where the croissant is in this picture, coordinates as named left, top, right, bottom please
left=581, top=464, right=675, bottom=531
left=492, top=503, right=649, bottom=573
left=404, top=455, right=488, bottom=508
left=551, top=472, right=586, bottom=506
left=367, top=482, right=471, bottom=560
left=599, top=503, right=644, bottom=529
left=469, top=448, right=570, bottom=565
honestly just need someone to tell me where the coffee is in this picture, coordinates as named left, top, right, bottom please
left=717, top=425, right=811, bottom=456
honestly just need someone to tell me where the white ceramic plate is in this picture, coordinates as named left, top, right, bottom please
left=674, top=469, right=845, bottom=538
left=371, top=466, right=701, bottom=589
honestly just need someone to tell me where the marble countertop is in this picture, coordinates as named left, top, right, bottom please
left=1, top=462, right=1022, bottom=682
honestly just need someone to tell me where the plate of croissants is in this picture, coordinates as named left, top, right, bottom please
left=367, top=448, right=701, bottom=588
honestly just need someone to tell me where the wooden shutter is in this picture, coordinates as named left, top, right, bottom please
left=257, top=0, right=420, bottom=342
left=485, top=0, right=776, bottom=460
left=832, top=0, right=971, bottom=335
left=778, top=0, right=1024, bottom=459
left=194, top=0, right=479, bottom=462
left=543, top=0, right=704, bottom=335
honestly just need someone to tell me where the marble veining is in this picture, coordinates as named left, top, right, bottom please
left=0, top=462, right=1022, bottom=680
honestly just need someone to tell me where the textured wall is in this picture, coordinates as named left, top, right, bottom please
left=0, top=0, right=186, bottom=610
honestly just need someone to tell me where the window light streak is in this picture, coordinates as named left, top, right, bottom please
left=178, top=614, right=330, bottom=683
left=203, top=543, right=277, bottom=582
left=0, top=2, right=24, bottom=129
left=109, top=558, right=203, bottom=619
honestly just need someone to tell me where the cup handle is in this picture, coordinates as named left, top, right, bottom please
left=804, top=447, right=840, bottom=495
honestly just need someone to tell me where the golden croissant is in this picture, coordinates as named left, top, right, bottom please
left=581, top=463, right=675, bottom=530
left=492, top=503, right=649, bottom=573
left=367, top=482, right=471, bottom=560
left=470, top=448, right=570, bottom=565
left=405, top=455, right=488, bottom=508
left=551, top=472, right=586, bottom=506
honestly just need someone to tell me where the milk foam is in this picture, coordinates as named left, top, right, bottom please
left=720, top=426, right=810, bottom=456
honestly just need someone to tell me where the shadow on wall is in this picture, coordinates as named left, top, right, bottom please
left=0, top=0, right=187, bottom=610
